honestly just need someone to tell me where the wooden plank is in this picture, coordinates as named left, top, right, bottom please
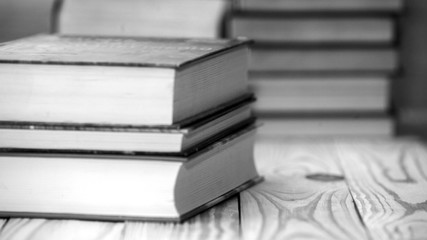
left=240, top=138, right=369, bottom=240
left=337, top=139, right=427, bottom=239
left=0, top=185, right=239, bottom=240
left=0, top=218, right=124, bottom=240
left=123, top=196, right=239, bottom=240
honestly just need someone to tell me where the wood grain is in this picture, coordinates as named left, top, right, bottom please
left=240, top=138, right=369, bottom=240
left=337, top=139, right=427, bottom=240
left=123, top=197, right=239, bottom=240
left=0, top=197, right=238, bottom=240
left=0, top=218, right=124, bottom=240
left=0, top=218, right=7, bottom=232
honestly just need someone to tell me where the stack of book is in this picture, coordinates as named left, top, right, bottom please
left=0, top=34, right=260, bottom=221
left=227, top=0, right=403, bottom=136
left=54, top=0, right=230, bottom=38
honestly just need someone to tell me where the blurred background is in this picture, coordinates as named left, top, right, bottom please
left=0, top=0, right=426, bottom=138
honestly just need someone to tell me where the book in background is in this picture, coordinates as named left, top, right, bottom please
left=227, top=0, right=403, bottom=137
left=232, top=0, right=403, bottom=12
left=54, top=0, right=230, bottom=38
left=0, top=34, right=260, bottom=221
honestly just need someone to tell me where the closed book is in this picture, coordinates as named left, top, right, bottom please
left=250, top=73, right=391, bottom=113
left=0, top=97, right=255, bottom=154
left=250, top=47, right=398, bottom=72
left=232, top=0, right=403, bottom=12
left=0, top=126, right=260, bottom=222
left=229, top=16, right=394, bottom=44
left=55, top=0, right=229, bottom=38
left=257, top=115, right=394, bottom=137
left=0, top=34, right=250, bottom=125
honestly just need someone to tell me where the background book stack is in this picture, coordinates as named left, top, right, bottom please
left=54, top=0, right=230, bottom=38
left=0, top=34, right=260, bottom=221
left=227, top=0, right=403, bottom=137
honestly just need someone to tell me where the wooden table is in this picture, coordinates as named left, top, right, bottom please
left=1, top=137, right=427, bottom=240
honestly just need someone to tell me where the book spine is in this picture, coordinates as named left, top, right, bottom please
left=50, top=0, right=64, bottom=33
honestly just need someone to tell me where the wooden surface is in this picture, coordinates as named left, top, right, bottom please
left=123, top=197, right=239, bottom=240
left=0, top=198, right=239, bottom=240
left=337, top=140, right=427, bottom=239
left=0, top=138, right=426, bottom=239
left=241, top=139, right=369, bottom=240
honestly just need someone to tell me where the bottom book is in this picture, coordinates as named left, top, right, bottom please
left=0, top=126, right=260, bottom=222
left=257, top=115, right=394, bottom=137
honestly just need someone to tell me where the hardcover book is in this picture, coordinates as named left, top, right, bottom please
left=232, top=0, right=403, bottom=12
left=258, top=114, right=394, bottom=137
left=0, top=125, right=260, bottom=222
left=0, top=34, right=250, bottom=125
left=0, top=96, right=255, bottom=154
left=250, top=73, right=391, bottom=113
left=55, top=0, right=229, bottom=38
left=250, top=47, right=398, bottom=72
left=229, top=16, right=394, bottom=44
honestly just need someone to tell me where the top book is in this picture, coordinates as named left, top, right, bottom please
left=0, top=34, right=250, bottom=126
left=55, top=0, right=229, bottom=38
left=233, top=0, right=403, bottom=12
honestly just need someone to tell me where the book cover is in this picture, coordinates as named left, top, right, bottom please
left=0, top=34, right=249, bottom=69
